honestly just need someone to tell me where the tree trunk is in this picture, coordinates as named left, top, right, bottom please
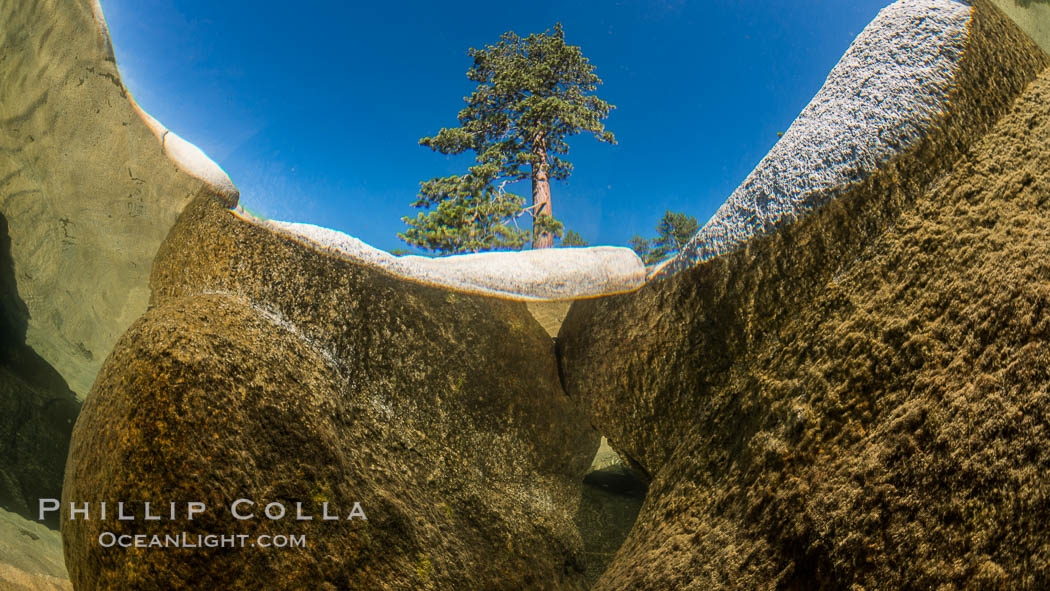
left=531, top=134, right=553, bottom=249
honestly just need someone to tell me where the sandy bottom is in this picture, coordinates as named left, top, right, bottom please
left=0, top=509, right=69, bottom=590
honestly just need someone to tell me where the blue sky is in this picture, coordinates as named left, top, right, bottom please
left=100, top=0, right=890, bottom=253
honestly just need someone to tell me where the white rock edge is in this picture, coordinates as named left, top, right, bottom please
left=658, top=0, right=973, bottom=277
left=90, top=0, right=239, bottom=200
left=249, top=216, right=646, bottom=301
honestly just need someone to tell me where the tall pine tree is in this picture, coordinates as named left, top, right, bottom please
left=400, top=23, right=615, bottom=253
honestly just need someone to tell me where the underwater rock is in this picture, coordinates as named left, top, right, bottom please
left=658, top=0, right=1038, bottom=276
left=266, top=220, right=645, bottom=301
left=63, top=193, right=599, bottom=590
left=0, top=0, right=237, bottom=398
left=559, top=2, right=1050, bottom=589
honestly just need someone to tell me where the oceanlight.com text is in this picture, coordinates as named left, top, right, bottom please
left=97, top=532, right=307, bottom=549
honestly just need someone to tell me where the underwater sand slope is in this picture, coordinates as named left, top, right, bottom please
left=559, top=0, right=1050, bottom=588
left=0, top=0, right=237, bottom=400
left=0, top=207, right=80, bottom=530
left=0, top=509, right=69, bottom=591
left=989, top=0, right=1050, bottom=54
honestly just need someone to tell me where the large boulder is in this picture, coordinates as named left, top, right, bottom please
left=559, top=1, right=1050, bottom=589
left=62, top=193, right=600, bottom=590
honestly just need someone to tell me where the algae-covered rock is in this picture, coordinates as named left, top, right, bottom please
left=62, top=193, right=599, bottom=590
left=559, top=2, right=1050, bottom=589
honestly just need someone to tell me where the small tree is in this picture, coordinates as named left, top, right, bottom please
left=400, top=175, right=529, bottom=254
left=561, top=230, right=588, bottom=247
left=630, top=211, right=699, bottom=264
left=400, top=23, right=616, bottom=253
left=628, top=235, right=651, bottom=261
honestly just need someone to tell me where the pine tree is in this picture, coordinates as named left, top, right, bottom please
left=400, top=23, right=615, bottom=253
left=651, top=211, right=698, bottom=258
left=561, top=229, right=588, bottom=246
left=630, top=211, right=699, bottom=264
left=628, top=235, right=652, bottom=262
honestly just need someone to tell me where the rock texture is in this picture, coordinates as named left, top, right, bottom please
left=0, top=0, right=236, bottom=398
left=661, top=0, right=974, bottom=274
left=525, top=301, right=575, bottom=338
left=62, top=192, right=599, bottom=590
left=559, top=2, right=1050, bottom=588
